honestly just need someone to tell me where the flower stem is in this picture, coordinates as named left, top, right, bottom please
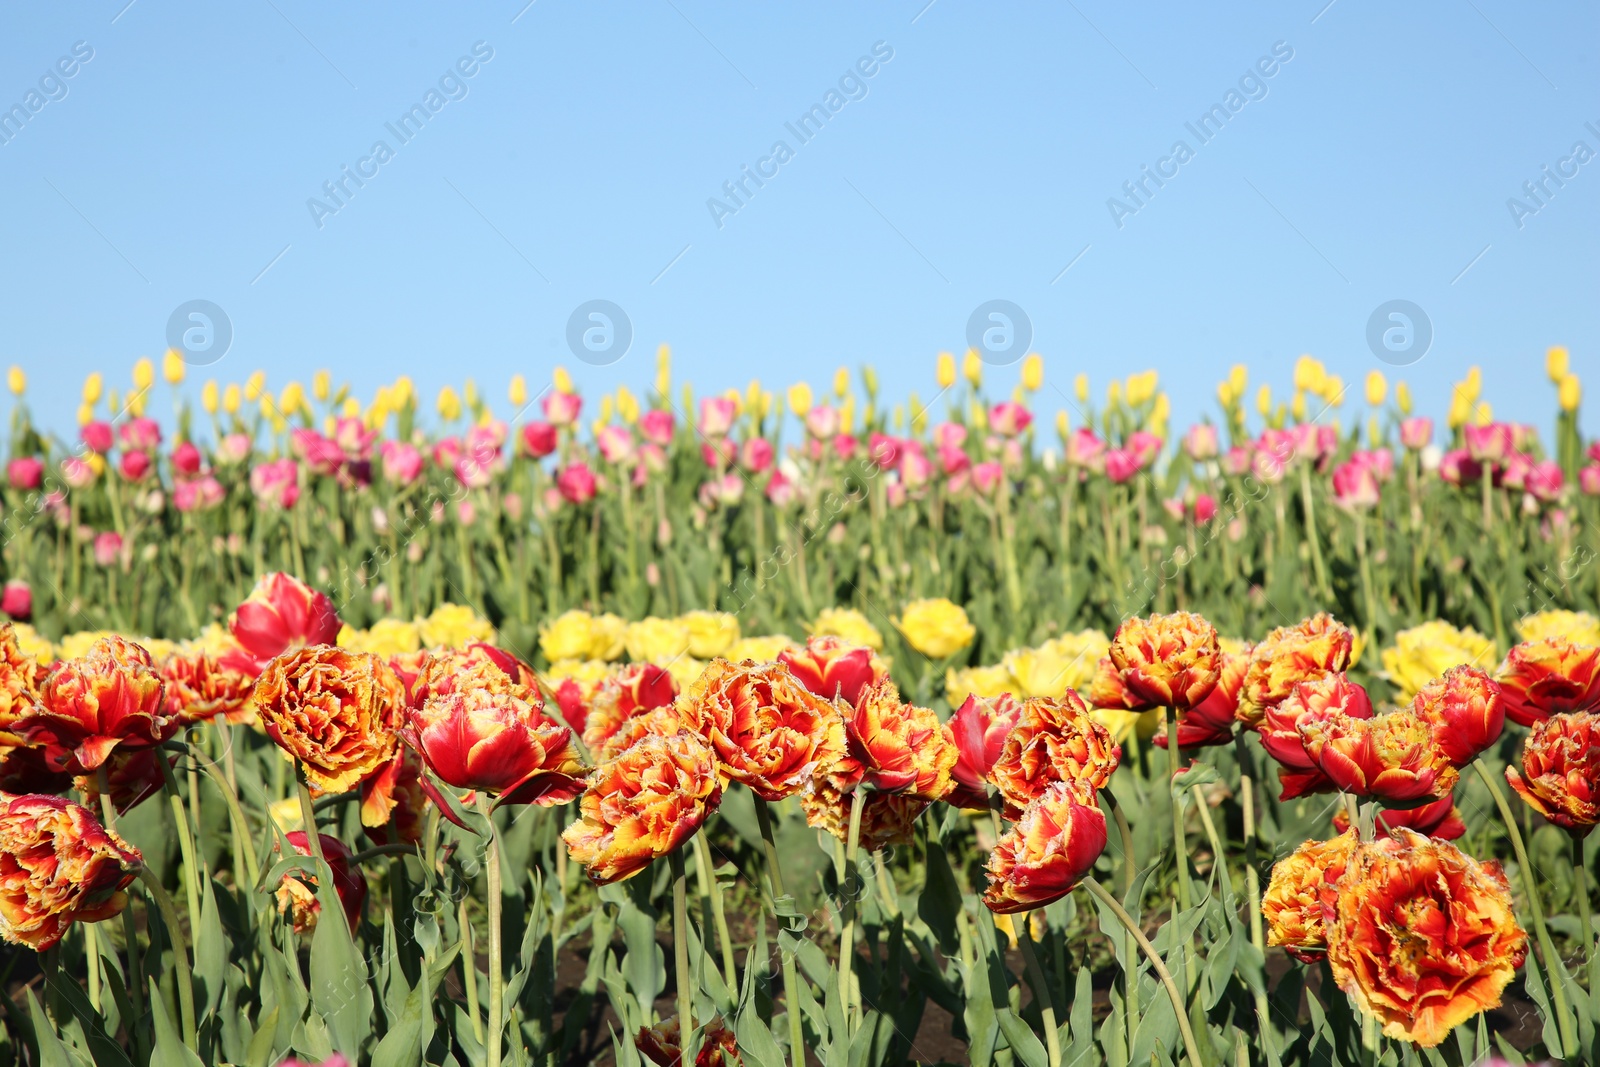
left=1016, top=914, right=1061, bottom=1067
left=1233, top=737, right=1275, bottom=1062
left=1083, top=877, right=1203, bottom=1067
left=460, top=895, right=484, bottom=1045
left=693, top=830, right=738, bottom=994
left=754, top=800, right=806, bottom=1067
left=136, top=867, right=197, bottom=1050
left=670, top=847, right=694, bottom=1067
left=195, top=755, right=261, bottom=888
left=1101, top=789, right=1139, bottom=1056
left=158, top=751, right=204, bottom=938
left=1166, top=712, right=1193, bottom=912
left=1473, top=759, right=1577, bottom=1057
left=1574, top=835, right=1594, bottom=972
left=839, top=788, right=865, bottom=1035
left=474, top=794, right=505, bottom=1067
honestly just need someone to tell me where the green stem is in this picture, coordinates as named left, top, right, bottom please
left=1299, top=462, right=1330, bottom=600
left=157, top=753, right=203, bottom=938
left=839, top=788, right=865, bottom=1035
left=1083, top=878, right=1203, bottom=1067
left=194, top=755, right=261, bottom=889
left=670, top=848, right=693, bottom=1067
left=474, top=794, right=505, bottom=1067
left=1017, top=915, right=1061, bottom=1067
left=1575, top=835, right=1593, bottom=973
left=136, top=867, right=197, bottom=1050
left=460, top=896, right=484, bottom=1045
left=693, top=831, right=738, bottom=993
left=1101, top=790, right=1139, bottom=1056
left=1166, top=713, right=1192, bottom=914
left=755, top=800, right=806, bottom=1067
left=1234, top=738, right=1274, bottom=1062
left=1473, top=760, right=1576, bottom=1057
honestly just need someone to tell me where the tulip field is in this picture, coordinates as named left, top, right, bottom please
left=1, top=350, right=1599, bottom=1067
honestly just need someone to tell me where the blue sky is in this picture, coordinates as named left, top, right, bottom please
left=1, top=1, right=1595, bottom=438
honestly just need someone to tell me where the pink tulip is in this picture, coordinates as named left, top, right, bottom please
left=1331, top=458, right=1380, bottom=509
left=7, top=457, right=43, bottom=490
left=1527, top=460, right=1564, bottom=502
left=1183, top=423, right=1219, bottom=461
left=1257, top=428, right=1296, bottom=468
left=216, top=433, right=251, bottom=465
left=467, top=422, right=507, bottom=462
left=938, top=443, right=970, bottom=477
left=765, top=468, right=796, bottom=507
left=1223, top=445, right=1252, bottom=477
left=832, top=434, right=859, bottom=461
left=1501, top=454, right=1532, bottom=489
left=740, top=437, right=773, bottom=473
left=1193, top=493, right=1218, bottom=523
left=119, top=450, right=151, bottom=482
left=334, top=417, right=377, bottom=460
left=973, top=461, right=1004, bottom=495
left=805, top=405, right=839, bottom=439
left=118, top=417, right=162, bottom=452
left=81, top=421, right=113, bottom=454
left=868, top=433, right=901, bottom=470
left=456, top=499, right=476, bottom=526
left=250, top=458, right=301, bottom=509
left=885, top=481, right=907, bottom=507
left=380, top=441, right=423, bottom=485
left=701, top=439, right=736, bottom=469
left=1465, top=422, right=1513, bottom=465
left=1579, top=464, right=1600, bottom=496
left=934, top=422, right=967, bottom=451
left=900, top=446, right=933, bottom=489
left=556, top=462, right=597, bottom=504
left=1399, top=417, right=1433, bottom=451
left=1251, top=447, right=1286, bottom=485
left=1065, top=428, right=1106, bottom=469
left=519, top=421, right=558, bottom=459
left=1105, top=448, right=1141, bottom=484
left=1128, top=430, right=1164, bottom=467
left=637, top=442, right=668, bottom=474
left=61, top=456, right=97, bottom=489
left=1589, top=443, right=1600, bottom=464
left=989, top=402, right=1033, bottom=437
left=1438, top=449, right=1481, bottom=486
left=639, top=409, right=675, bottom=447
left=1162, top=498, right=1185, bottom=522
left=1, top=580, right=31, bottom=620
left=454, top=456, right=492, bottom=490
left=174, top=475, right=224, bottom=513
left=293, top=430, right=344, bottom=476
left=543, top=391, right=582, bottom=427
left=1512, top=424, right=1540, bottom=453
left=597, top=424, right=635, bottom=464
left=94, top=531, right=123, bottom=567
left=171, top=441, right=202, bottom=477
left=432, top=438, right=463, bottom=471
left=699, top=397, right=737, bottom=438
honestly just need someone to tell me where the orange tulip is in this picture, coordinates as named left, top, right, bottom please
left=691, top=659, right=845, bottom=802
left=222, top=572, right=343, bottom=676
left=1495, top=637, right=1600, bottom=727
left=0, top=792, right=142, bottom=950
left=944, top=692, right=1023, bottom=810
left=594, top=704, right=701, bottom=762
left=404, top=688, right=584, bottom=810
left=579, top=662, right=679, bottom=755
left=407, top=643, right=541, bottom=707
left=73, top=748, right=172, bottom=815
left=1108, top=611, right=1221, bottom=710
left=982, top=782, right=1107, bottom=914
left=0, top=624, right=43, bottom=748
left=0, top=747, right=70, bottom=796
left=1324, top=830, right=1526, bottom=1047
left=22, top=636, right=173, bottom=773
left=562, top=731, right=722, bottom=885
left=358, top=747, right=427, bottom=845
left=801, top=774, right=931, bottom=852
left=1235, top=613, right=1354, bottom=727
left=160, top=647, right=254, bottom=724
left=1086, top=655, right=1152, bottom=712
left=837, top=680, right=955, bottom=800
left=637, top=1015, right=740, bottom=1067
left=990, top=692, right=1119, bottom=818
left=248, top=646, right=405, bottom=801
left=1408, top=665, right=1504, bottom=766
left=778, top=635, right=888, bottom=706
left=1258, top=673, right=1374, bottom=799
left=1262, top=830, right=1359, bottom=962
left=274, top=832, right=366, bottom=934
left=1506, top=710, right=1600, bottom=836
left=1155, top=642, right=1249, bottom=749
left=1297, top=708, right=1459, bottom=804
left=1331, top=795, right=1465, bottom=841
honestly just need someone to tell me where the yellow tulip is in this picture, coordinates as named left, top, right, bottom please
left=126, top=390, right=146, bottom=416
left=1021, top=352, right=1043, bottom=392
left=840, top=395, right=856, bottom=433
left=1293, top=355, right=1325, bottom=394
left=1107, top=380, right=1123, bottom=407
left=1125, top=372, right=1151, bottom=407
left=85, top=453, right=106, bottom=476
left=163, top=349, right=185, bottom=385
left=1322, top=375, right=1344, bottom=407
left=617, top=385, right=640, bottom=424
left=132, top=358, right=155, bottom=391
left=598, top=394, right=614, bottom=424
left=223, top=383, right=242, bottom=414
left=281, top=381, right=306, bottom=415
left=1396, top=380, right=1413, bottom=415
left=1256, top=384, right=1273, bottom=417
left=1447, top=391, right=1469, bottom=429
left=1228, top=363, right=1248, bottom=396
left=463, top=378, right=479, bottom=409
left=82, top=372, right=103, bottom=404
left=962, top=348, right=982, bottom=388
left=201, top=380, right=219, bottom=414
left=1291, top=390, right=1307, bottom=421
left=6, top=366, right=24, bottom=395
left=1547, top=346, right=1569, bottom=383
left=787, top=382, right=813, bottom=418
left=833, top=366, right=850, bottom=398
left=553, top=366, right=575, bottom=395
left=861, top=365, right=878, bottom=398
left=1151, top=392, right=1170, bottom=433
left=1365, top=370, right=1387, bottom=407
left=935, top=351, right=956, bottom=389
left=392, top=375, right=414, bottom=407
left=1055, top=409, right=1069, bottom=439
left=244, top=371, right=266, bottom=401
left=1216, top=381, right=1234, bottom=408
left=1560, top=374, right=1581, bottom=412
left=76, top=402, right=93, bottom=426
left=313, top=369, right=331, bottom=402
left=1462, top=366, right=1482, bottom=403
left=1074, top=372, right=1089, bottom=404
left=1473, top=401, right=1493, bottom=426
left=1367, top=415, right=1381, bottom=448
left=654, top=345, right=671, bottom=400
left=909, top=393, right=927, bottom=435
left=437, top=385, right=461, bottom=421
left=509, top=373, right=527, bottom=407
left=341, top=396, right=360, bottom=418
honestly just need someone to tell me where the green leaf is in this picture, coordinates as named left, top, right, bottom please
left=370, top=969, right=430, bottom=1067
left=309, top=856, right=373, bottom=1059
left=918, top=835, right=964, bottom=954
left=147, top=981, right=205, bottom=1067
left=25, top=988, right=75, bottom=1067
left=195, top=876, right=227, bottom=1024
left=995, top=1008, right=1049, bottom=1067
